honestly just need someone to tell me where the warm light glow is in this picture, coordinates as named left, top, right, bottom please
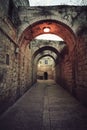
left=43, top=27, right=50, bottom=32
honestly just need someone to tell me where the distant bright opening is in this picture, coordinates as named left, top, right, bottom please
left=35, top=34, right=63, bottom=41
left=29, top=0, right=87, bottom=6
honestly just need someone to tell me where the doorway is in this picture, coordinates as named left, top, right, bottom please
left=44, top=72, right=48, bottom=80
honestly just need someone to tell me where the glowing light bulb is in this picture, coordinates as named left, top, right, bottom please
left=43, top=27, right=50, bottom=32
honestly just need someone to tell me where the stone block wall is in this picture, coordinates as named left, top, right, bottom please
left=0, top=29, right=19, bottom=114
left=75, top=29, right=87, bottom=105
left=19, top=46, right=33, bottom=95
left=0, top=30, right=32, bottom=114
left=0, top=0, right=32, bottom=114
left=55, top=54, right=74, bottom=93
left=0, top=0, right=9, bottom=17
left=37, top=65, right=54, bottom=80
left=0, top=2, right=87, bottom=114
left=55, top=28, right=87, bottom=105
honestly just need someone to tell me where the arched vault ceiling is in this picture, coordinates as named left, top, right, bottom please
left=36, top=50, right=57, bottom=59
left=36, top=54, right=56, bottom=65
left=30, top=39, right=66, bottom=55
left=35, top=51, right=57, bottom=62
left=32, top=46, right=60, bottom=61
left=19, top=20, right=76, bottom=52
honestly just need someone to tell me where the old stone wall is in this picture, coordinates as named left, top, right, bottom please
left=19, top=46, right=33, bottom=94
left=75, top=28, right=87, bottom=105
left=55, top=28, right=87, bottom=105
left=13, top=0, right=29, bottom=7
left=37, top=56, right=55, bottom=80
left=18, top=6, right=87, bottom=37
left=0, top=30, right=32, bottom=114
left=0, top=29, right=18, bottom=114
left=30, top=39, right=66, bottom=55
left=0, top=0, right=29, bottom=18
left=0, top=2, right=87, bottom=114
left=0, top=0, right=9, bottom=17
left=0, top=1, right=32, bottom=115
left=0, top=20, right=32, bottom=113
left=55, top=54, right=74, bottom=93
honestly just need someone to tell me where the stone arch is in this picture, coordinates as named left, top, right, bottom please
left=37, top=54, right=56, bottom=64
left=31, top=46, right=60, bottom=82
left=32, top=46, right=60, bottom=62
left=18, top=19, right=76, bottom=53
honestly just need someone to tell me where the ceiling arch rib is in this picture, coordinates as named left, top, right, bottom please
left=35, top=50, right=57, bottom=59
left=32, top=46, right=60, bottom=62
left=35, top=52, right=57, bottom=64
left=37, top=54, right=56, bottom=63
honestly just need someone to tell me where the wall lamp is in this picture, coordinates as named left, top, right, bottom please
left=43, top=27, right=50, bottom=32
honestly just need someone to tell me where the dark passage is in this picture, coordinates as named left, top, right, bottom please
left=44, top=72, right=48, bottom=80
left=0, top=80, right=87, bottom=130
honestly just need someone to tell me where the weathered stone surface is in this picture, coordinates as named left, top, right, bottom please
left=18, top=6, right=87, bottom=36
left=13, top=0, right=29, bottom=7
left=0, top=0, right=9, bottom=17
left=0, top=1, right=87, bottom=115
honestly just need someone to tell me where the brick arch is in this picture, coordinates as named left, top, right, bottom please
left=18, top=19, right=76, bottom=52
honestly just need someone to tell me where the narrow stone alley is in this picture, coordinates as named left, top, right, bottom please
left=0, top=80, right=87, bottom=130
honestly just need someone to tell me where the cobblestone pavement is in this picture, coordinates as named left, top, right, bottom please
left=0, top=80, right=87, bottom=130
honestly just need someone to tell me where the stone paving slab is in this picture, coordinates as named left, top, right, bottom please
left=0, top=80, right=87, bottom=130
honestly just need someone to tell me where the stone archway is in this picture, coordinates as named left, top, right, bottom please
left=18, top=19, right=76, bottom=84
left=32, top=46, right=60, bottom=83
left=18, top=19, right=76, bottom=53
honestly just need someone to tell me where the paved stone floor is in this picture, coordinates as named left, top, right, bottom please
left=0, top=80, right=87, bottom=130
